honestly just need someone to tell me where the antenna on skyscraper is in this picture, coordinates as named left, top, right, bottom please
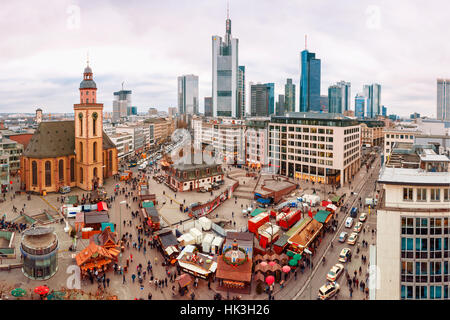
left=227, top=1, right=230, bottom=19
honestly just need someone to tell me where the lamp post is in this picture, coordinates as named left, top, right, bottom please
left=304, top=248, right=313, bottom=300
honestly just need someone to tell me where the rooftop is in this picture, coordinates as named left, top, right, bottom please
left=378, top=167, right=450, bottom=186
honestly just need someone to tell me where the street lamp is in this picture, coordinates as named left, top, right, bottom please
left=304, top=248, right=313, bottom=300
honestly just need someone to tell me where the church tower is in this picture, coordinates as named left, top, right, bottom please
left=74, top=60, right=104, bottom=190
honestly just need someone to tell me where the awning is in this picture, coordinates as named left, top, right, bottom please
left=142, top=201, right=154, bottom=208
left=331, top=195, right=341, bottom=203
left=313, top=210, right=332, bottom=224
left=251, top=208, right=266, bottom=217
left=97, top=202, right=108, bottom=211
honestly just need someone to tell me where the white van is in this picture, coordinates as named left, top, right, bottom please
left=344, top=217, right=354, bottom=228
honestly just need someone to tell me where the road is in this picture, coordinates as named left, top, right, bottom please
left=293, top=153, right=381, bottom=300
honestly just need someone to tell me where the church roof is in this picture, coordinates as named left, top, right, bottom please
left=80, top=79, right=97, bottom=89
left=23, top=120, right=116, bottom=159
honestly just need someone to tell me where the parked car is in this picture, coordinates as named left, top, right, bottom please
left=318, top=282, right=340, bottom=300
left=353, top=222, right=363, bottom=233
left=59, top=186, right=71, bottom=194
left=338, top=248, right=352, bottom=263
left=338, top=231, right=348, bottom=243
left=347, top=232, right=358, bottom=245
left=345, top=217, right=354, bottom=228
left=359, top=212, right=368, bottom=222
left=326, top=263, right=345, bottom=282
left=350, top=207, right=358, bottom=218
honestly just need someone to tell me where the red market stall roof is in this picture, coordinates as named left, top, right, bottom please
left=321, top=200, right=331, bottom=207
left=97, top=201, right=108, bottom=211
left=313, top=210, right=333, bottom=224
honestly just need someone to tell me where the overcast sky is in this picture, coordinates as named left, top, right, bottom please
left=0, top=0, right=448, bottom=117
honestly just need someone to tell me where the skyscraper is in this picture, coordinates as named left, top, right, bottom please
left=284, top=79, right=295, bottom=113
left=238, top=66, right=246, bottom=118
left=250, top=84, right=270, bottom=117
left=266, top=83, right=275, bottom=115
left=113, top=89, right=132, bottom=123
left=355, top=94, right=367, bottom=119
left=276, top=94, right=285, bottom=115
left=437, top=79, right=450, bottom=120
left=212, top=10, right=239, bottom=118
left=328, top=81, right=351, bottom=114
left=178, top=74, right=199, bottom=115
left=382, top=105, right=387, bottom=117
left=204, top=97, right=212, bottom=117
left=363, top=83, right=381, bottom=118
left=300, top=49, right=321, bottom=112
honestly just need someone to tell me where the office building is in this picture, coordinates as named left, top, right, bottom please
left=112, top=89, right=132, bottom=123
left=300, top=49, right=321, bottom=112
left=178, top=74, right=199, bottom=115
left=251, top=84, right=270, bottom=117
left=355, top=94, right=367, bottom=119
left=382, top=106, right=387, bottom=117
left=363, top=83, right=381, bottom=118
left=168, top=107, right=177, bottom=117
left=268, top=112, right=361, bottom=186
left=266, top=83, right=275, bottom=115
left=319, top=95, right=328, bottom=112
left=204, top=97, right=212, bottom=117
left=238, top=66, right=246, bottom=118
left=285, top=79, right=296, bottom=113
left=437, top=79, right=450, bottom=121
left=359, top=120, right=385, bottom=147
left=376, top=142, right=450, bottom=300
left=212, top=11, right=239, bottom=118
left=276, top=95, right=285, bottom=115
left=328, top=81, right=351, bottom=114
left=245, top=118, right=270, bottom=169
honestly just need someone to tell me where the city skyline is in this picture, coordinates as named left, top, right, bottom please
left=0, top=0, right=448, bottom=117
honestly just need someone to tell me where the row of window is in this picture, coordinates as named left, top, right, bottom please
left=402, top=217, right=450, bottom=235
left=403, top=187, right=450, bottom=202
left=270, top=126, right=334, bottom=135
left=386, top=134, right=414, bottom=140
left=401, top=285, right=449, bottom=299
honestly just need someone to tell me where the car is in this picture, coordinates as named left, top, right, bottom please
left=353, top=222, right=363, bottom=233
left=347, top=232, right=358, bottom=245
left=318, top=282, right=340, bottom=300
left=326, top=263, right=345, bottom=282
left=338, top=248, right=352, bottom=263
left=59, top=186, right=71, bottom=194
left=359, top=212, right=368, bottom=222
left=338, top=231, right=348, bottom=243
left=345, top=217, right=354, bottom=228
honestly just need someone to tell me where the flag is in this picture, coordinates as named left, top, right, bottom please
left=308, top=210, right=313, bottom=218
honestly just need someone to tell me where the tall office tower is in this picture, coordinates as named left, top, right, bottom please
left=266, top=83, right=275, bottom=115
left=363, top=83, right=381, bottom=118
left=355, top=94, right=367, bottom=119
left=319, top=95, right=328, bottom=112
left=300, top=47, right=321, bottom=112
left=437, top=79, right=450, bottom=120
left=382, top=106, right=387, bottom=117
left=284, top=79, right=296, bottom=113
left=204, top=97, right=212, bottom=117
left=276, top=94, right=285, bottom=115
left=178, top=74, right=199, bottom=115
left=250, top=84, right=270, bottom=116
left=212, top=9, right=239, bottom=118
left=328, top=81, right=351, bottom=114
left=112, top=89, right=132, bottom=123
left=237, top=66, right=246, bottom=119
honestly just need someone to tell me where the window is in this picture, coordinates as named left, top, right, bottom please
left=417, top=188, right=427, bottom=202
left=58, top=159, right=64, bottom=182
left=79, top=168, right=83, bottom=183
left=431, top=189, right=441, bottom=201
left=45, top=161, right=51, bottom=187
left=444, top=189, right=450, bottom=202
left=93, top=142, right=97, bottom=162
left=79, top=142, right=83, bottom=162
left=403, top=188, right=413, bottom=201
left=401, top=217, right=414, bottom=235
left=92, top=112, right=98, bottom=136
left=109, top=150, right=113, bottom=171
left=32, top=161, right=37, bottom=186
left=70, top=158, right=75, bottom=182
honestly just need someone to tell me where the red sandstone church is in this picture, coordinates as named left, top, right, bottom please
left=20, top=63, right=119, bottom=193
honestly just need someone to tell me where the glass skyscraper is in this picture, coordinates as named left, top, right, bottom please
left=250, top=84, right=270, bottom=117
left=437, top=79, right=450, bottom=121
left=300, top=50, right=321, bottom=112
left=328, top=81, right=351, bottom=114
left=266, top=83, right=275, bottom=115
left=355, top=94, right=367, bottom=119
left=212, top=12, right=239, bottom=118
left=276, top=94, right=285, bottom=115
left=363, top=83, right=381, bottom=118
left=285, top=78, right=295, bottom=113
left=177, top=74, right=199, bottom=115
left=238, top=66, right=246, bottom=118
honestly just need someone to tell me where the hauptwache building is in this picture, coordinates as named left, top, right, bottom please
left=20, top=63, right=118, bottom=193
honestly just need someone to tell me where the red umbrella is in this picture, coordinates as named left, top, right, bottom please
left=282, top=265, right=291, bottom=273
left=265, top=275, right=275, bottom=285
left=34, top=285, right=49, bottom=296
left=268, top=261, right=276, bottom=266
left=260, top=261, right=268, bottom=267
